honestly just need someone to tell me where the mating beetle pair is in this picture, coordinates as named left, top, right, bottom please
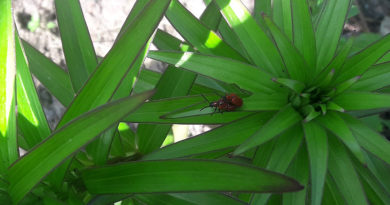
left=200, top=93, right=243, bottom=114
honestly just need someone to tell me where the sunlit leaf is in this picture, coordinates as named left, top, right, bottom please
left=82, top=159, right=303, bottom=194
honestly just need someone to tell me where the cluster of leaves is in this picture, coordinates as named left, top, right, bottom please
left=1, top=0, right=390, bottom=204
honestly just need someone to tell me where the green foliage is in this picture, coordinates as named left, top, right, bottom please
left=1, top=0, right=390, bottom=204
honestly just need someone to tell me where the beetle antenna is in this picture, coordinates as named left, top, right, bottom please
left=200, top=94, right=211, bottom=111
left=200, top=94, right=211, bottom=103
left=200, top=105, right=210, bottom=111
left=214, top=92, right=224, bottom=97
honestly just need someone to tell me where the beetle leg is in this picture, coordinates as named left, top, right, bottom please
left=211, top=107, right=217, bottom=115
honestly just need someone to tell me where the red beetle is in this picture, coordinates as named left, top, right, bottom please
left=200, top=93, right=243, bottom=113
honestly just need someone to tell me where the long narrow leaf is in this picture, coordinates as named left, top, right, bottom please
left=8, top=91, right=154, bottom=203
left=15, top=34, right=51, bottom=149
left=87, top=18, right=153, bottom=165
left=0, top=0, right=18, bottom=171
left=263, top=15, right=309, bottom=82
left=234, top=105, right=302, bottom=155
left=199, top=1, right=221, bottom=31
left=56, top=0, right=169, bottom=128
left=148, top=51, right=281, bottom=93
left=352, top=155, right=390, bottom=205
left=328, top=136, right=368, bottom=205
left=138, top=17, right=197, bottom=155
left=153, top=29, right=192, bottom=51
left=333, top=92, right=390, bottom=111
left=22, top=41, right=74, bottom=106
left=137, top=66, right=196, bottom=155
left=125, top=95, right=251, bottom=124
left=291, top=0, right=317, bottom=70
left=169, top=193, right=247, bottom=205
left=341, top=113, right=390, bottom=165
left=315, top=0, right=351, bottom=70
left=134, top=194, right=195, bottom=205
left=241, top=93, right=288, bottom=111
left=303, top=122, right=328, bottom=205
left=254, top=0, right=271, bottom=24
left=143, top=112, right=274, bottom=160
left=214, top=0, right=286, bottom=77
left=49, top=0, right=170, bottom=187
left=82, top=159, right=303, bottom=194
left=365, top=152, right=390, bottom=193
left=251, top=125, right=303, bottom=204
left=315, top=111, right=364, bottom=163
left=322, top=175, right=346, bottom=205
left=350, top=62, right=390, bottom=91
left=166, top=0, right=245, bottom=62
left=314, top=37, right=354, bottom=88
left=282, top=146, right=309, bottom=205
left=55, top=0, right=98, bottom=92
left=272, top=0, right=292, bottom=40
left=334, top=34, right=390, bottom=84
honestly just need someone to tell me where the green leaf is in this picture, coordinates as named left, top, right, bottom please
left=265, top=125, right=303, bottom=172
left=314, top=37, right=354, bottom=88
left=218, top=18, right=249, bottom=59
left=133, top=69, right=160, bottom=94
left=88, top=37, right=151, bottom=165
left=326, top=37, right=355, bottom=74
left=254, top=0, right=271, bottom=22
left=365, top=152, right=390, bottom=194
left=166, top=0, right=245, bottom=61
left=315, top=111, right=365, bottom=163
left=341, top=113, right=390, bottom=165
left=0, top=0, right=18, bottom=170
left=143, top=112, right=274, bottom=160
left=153, top=29, right=192, bottom=51
left=87, top=194, right=130, bottom=205
left=303, top=122, right=328, bottom=205
left=50, top=0, right=169, bottom=186
left=350, top=62, right=390, bottom=91
left=169, top=193, right=247, bottom=205
left=352, top=155, right=390, bottom=205
left=234, top=105, right=302, bottom=155
left=315, top=0, right=351, bottom=70
left=134, top=194, right=194, bottom=205
left=251, top=125, right=303, bottom=204
left=138, top=49, right=196, bottom=154
left=264, top=16, right=309, bottom=83
left=117, top=0, right=151, bottom=37
left=291, top=0, right=316, bottom=70
left=125, top=95, right=251, bottom=124
left=333, top=75, right=361, bottom=96
left=322, top=175, right=346, bottom=205
left=56, top=0, right=169, bottom=128
left=272, top=0, right=292, bottom=41
left=82, top=159, right=303, bottom=194
left=15, top=34, right=51, bottom=149
left=199, top=1, right=221, bottom=31
left=272, top=78, right=305, bottom=93
left=334, top=34, right=390, bottom=85
left=327, top=136, right=368, bottom=205
left=8, top=91, right=154, bottom=203
left=22, top=41, right=74, bottom=106
left=214, top=0, right=286, bottom=77
left=252, top=139, right=277, bottom=169
left=85, top=128, right=116, bottom=165
left=241, top=93, right=288, bottom=111
left=333, top=92, right=390, bottom=111
left=148, top=51, right=281, bottom=93
left=55, top=0, right=97, bottom=92
left=282, top=146, right=309, bottom=205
